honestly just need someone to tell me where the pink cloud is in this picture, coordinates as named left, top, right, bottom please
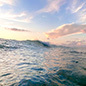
left=38, top=0, right=65, bottom=13
left=62, top=40, right=86, bottom=47
left=81, top=29, right=86, bottom=33
left=45, top=24, right=86, bottom=39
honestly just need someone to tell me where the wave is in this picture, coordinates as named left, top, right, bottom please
left=23, top=40, right=51, bottom=47
left=22, top=40, right=70, bottom=48
left=0, top=39, right=51, bottom=49
left=0, top=44, right=18, bottom=49
left=0, top=38, right=69, bottom=48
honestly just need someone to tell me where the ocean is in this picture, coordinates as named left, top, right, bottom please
left=0, top=39, right=86, bottom=86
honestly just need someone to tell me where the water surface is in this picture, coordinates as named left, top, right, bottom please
left=0, top=39, right=86, bottom=86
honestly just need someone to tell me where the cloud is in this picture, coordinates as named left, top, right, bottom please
left=0, top=1, right=34, bottom=30
left=45, top=24, right=86, bottom=39
left=78, top=9, right=86, bottom=23
left=81, top=29, right=86, bottom=33
left=68, top=0, right=85, bottom=13
left=0, top=10, right=33, bottom=23
left=67, top=0, right=86, bottom=23
left=5, top=27, right=30, bottom=32
left=0, top=0, right=34, bottom=23
left=63, top=40, right=86, bottom=46
left=0, top=0, right=16, bottom=6
left=38, top=0, right=65, bottom=13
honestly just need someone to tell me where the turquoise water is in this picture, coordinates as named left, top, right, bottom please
left=0, top=39, right=86, bottom=86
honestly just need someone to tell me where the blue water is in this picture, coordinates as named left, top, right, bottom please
left=0, top=39, right=86, bottom=86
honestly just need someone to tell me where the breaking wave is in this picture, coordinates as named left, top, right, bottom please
left=23, top=40, right=50, bottom=47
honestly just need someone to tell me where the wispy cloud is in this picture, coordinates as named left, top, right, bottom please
left=5, top=27, right=30, bottom=32
left=0, top=10, right=33, bottom=23
left=67, top=0, right=86, bottom=23
left=0, top=0, right=33, bottom=24
left=45, top=24, right=86, bottom=39
left=0, top=0, right=34, bottom=32
left=67, top=0, right=85, bottom=13
left=38, top=0, right=65, bottom=13
left=78, top=8, right=86, bottom=23
left=0, top=0, right=16, bottom=6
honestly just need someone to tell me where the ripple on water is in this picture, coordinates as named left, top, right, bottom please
left=0, top=39, right=86, bottom=86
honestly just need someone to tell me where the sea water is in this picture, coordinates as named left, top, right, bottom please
left=0, top=39, right=86, bottom=86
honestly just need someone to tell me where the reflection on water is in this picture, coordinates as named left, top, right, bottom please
left=0, top=39, right=86, bottom=86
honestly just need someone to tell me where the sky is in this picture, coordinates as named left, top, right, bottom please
left=0, top=0, right=86, bottom=46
